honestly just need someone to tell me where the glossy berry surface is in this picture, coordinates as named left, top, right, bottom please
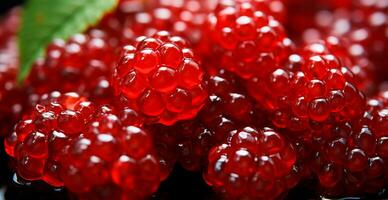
left=204, top=0, right=291, bottom=79
left=1, top=0, right=388, bottom=199
left=5, top=92, right=97, bottom=183
left=4, top=92, right=167, bottom=199
left=204, top=126, right=299, bottom=200
left=112, top=31, right=208, bottom=125
left=309, top=92, right=387, bottom=197
left=246, top=41, right=367, bottom=136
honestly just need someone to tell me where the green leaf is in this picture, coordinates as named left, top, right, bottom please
left=18, top=0, right=118, bottom=82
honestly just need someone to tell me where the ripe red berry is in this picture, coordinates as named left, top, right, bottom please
left=245, top=41, right=367, bottom=136
left=309, top=95, right=387, bottom=197
left=112, top=31, right=208, bottom=125
left=4, top=92, right=168, bottom=199
left=203, top=0, right=291, bottom=79
left=5, top=92, right=94, bottom=183
left=204, top=126, right=299, bottom=199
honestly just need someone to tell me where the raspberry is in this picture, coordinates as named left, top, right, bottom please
left=4, top=92, right=168, bottom=199
left=203, top=0, right=291, bottom=79
left=4, top=92, right=94, bottom=182
left=245, top=41, right=367, bottom=136
left=112, top=31, right=208, bottom=125
left=26, top=29, right=117, bottom=104
left=203, top=126, right=299, bottom=199
left=309, top=95, right=387, bottom=197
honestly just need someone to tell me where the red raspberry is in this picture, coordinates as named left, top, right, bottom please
left=204, top=0, right=291, bottom=79
left=26, top=29, right=117, bottom=104
left=4, top=92, right=168, bottom=199
left=204, top=126, right=299, bottom=199
left=309, top=96, right=387, bottom=197
left=4, top=92, right=95, bottom=183
left=245, top=42, right=366, bottom=136
left=112, top=31, right=208, bottom=125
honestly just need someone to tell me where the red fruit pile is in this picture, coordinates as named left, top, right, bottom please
left=1, top=0, right=387, bottom=199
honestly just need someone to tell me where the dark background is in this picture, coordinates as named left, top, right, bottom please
left=0, top=0, right=24, bottom=14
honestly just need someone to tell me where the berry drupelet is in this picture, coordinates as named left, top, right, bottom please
left=26, top=29, right=117, bottom=105
left=204, top=126, right=299, bottom=200
left=112, top=31, right=208, bottom=125
left=4, top=92, right=168, bottom=199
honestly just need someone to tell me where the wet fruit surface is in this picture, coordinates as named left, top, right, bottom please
left=0, top=0, right=387, bottom=199
left=112, top=31, right=208, bottom=125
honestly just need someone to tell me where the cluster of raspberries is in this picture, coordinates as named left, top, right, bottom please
left=0, top=0, right=387, bottom=199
